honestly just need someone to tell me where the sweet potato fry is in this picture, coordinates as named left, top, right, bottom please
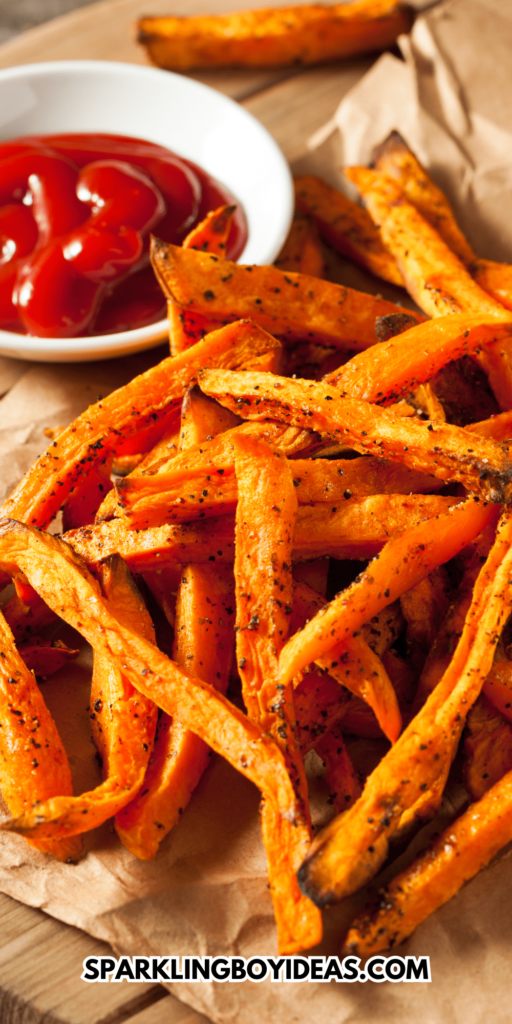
left=294, top=175, right=402, bottom=285
left=0, top=609, right=80, bottom=862
left=5, top=555, right=159, bottom=842
left=61, top=454, right=114, bottom=532
left=372, top=131, right=512, bottom=311
left=170, top=205, right=237, bottom=355
left=400, top=566, right=451, bottom=675
left=482, top=658, right=512, bottom=726
left=345, top=167, right=512, bottom=409
left=2, top=579, right=57, bottom=643
left=343, top=763, right=512, bottom=954
left=198, top=369, right=512, bottom=500
left=274, top=213, right=326, bottom=278
left=315, top=725, right=362, bottom=813
left=279, top=499, right=498, bottom=687
left=0, top=521, right=311, bottom=911
left=325, top=313, right=512, bottom=403
left=67, top=494, right=457, bottom=571
left=295, top=670, right=352, bottom=752
left=115, top=564, right=235, bottom=859
left=138, top=1, right=413, bottom=71
left=0, top=320, right=279, bottom=530
left=463, top=695, right=512, bottom=802
left=150, top=239, right=423, bottom=354
left=233, top=433, right=321, bottom=951
left=115, top=455, right=443, bottom=530
left=296, top=506, right=512, bottom=906
left=372, top=131, right=475, bottom=266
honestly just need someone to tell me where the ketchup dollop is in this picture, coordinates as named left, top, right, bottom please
left=0, top=133, right=247, bottom=338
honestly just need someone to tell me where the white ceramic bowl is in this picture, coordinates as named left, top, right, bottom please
left=0, top=60, right=293, bottom=362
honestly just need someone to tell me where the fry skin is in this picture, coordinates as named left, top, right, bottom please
left=115, top=564, right=235, bottom=859
left=233, top=434, right=322, bottom=952
left=463, top=695, right=512, bottom=802
left=297, top=507, right=512, bottom=906
left=0, top=610, right=81, bottom=862
left=115, top=455, right=443, bottom=530
left=67, top=494, right=458, bottom=571
left=6, top=557, right=159, bottom=842
left=198, top=369, right=512, bottom=501
left=170, top=205, right=237, bottom=355
left=138, top=1, right=413, bottom=71
left=325, top=314, right=512, bottom=403
left=294, top=175, right=403, bottom=285
left=343, top=765, right=512, bottom=954
left=150, top=239, right=423, bottom=354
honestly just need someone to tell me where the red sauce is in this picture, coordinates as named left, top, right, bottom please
left=0, top=133, right=248, bottom=338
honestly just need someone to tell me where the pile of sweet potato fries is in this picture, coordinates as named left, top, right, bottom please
left=4, top=130, right=512, bottom=958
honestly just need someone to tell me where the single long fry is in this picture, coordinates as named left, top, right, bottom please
left=295, top=670, right=352, bottom=752
left=326, top=314, right=512, bottom=403
left=0, top=320, right=279, bottom=529
left=115, top=564, right=235, bottom=859
left=0, top=610, right=80, bottom=862
left=67, top=494, right=457, bottom=570
left=138, top=1, right=412, bottom=71
left=294, top=175, right=403, bottom=285
left=4, top=556, right=159, bottom=842
left=297, top=507, right=512, bottom=906
left=343, top=765, right=512, bottom=955
left=115, top=455, right=443, bottom=529
left=233, top=433, right=322, bottom=952
left=198, top=369, right=512, bottom=500
left=279, top=499, right=498, bottom=687
left=150, top=240, right=423, bottom=354
left=178, top=385, right=240, bottom=452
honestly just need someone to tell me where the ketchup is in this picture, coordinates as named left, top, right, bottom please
left=0, top=133, right=248, bottom=338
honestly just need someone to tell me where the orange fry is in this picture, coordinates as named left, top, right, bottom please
left=198, top=369, right=512, bottom=500
left=67, top=494, right=457, bottom=571
left=116, top=563, right=235, bottom=859
left=4, top=555, right=158, bottom=842
left=326, top=313, right=512, bottom=403
left=150, top=239, right=423, bottom=354
left=294, top=175, right=402, bottom=285
left=138, top=1, right=412, bottom=71
left=0, top=610, right=80, bottom=862
left=233, top=433, right=322, bottom=952
left=0, top=522, right=307, bottom=880
left=343, top=765, right=512, bottom=954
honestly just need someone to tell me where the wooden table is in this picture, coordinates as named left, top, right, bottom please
left=0, top=2, right=396, bottom=1021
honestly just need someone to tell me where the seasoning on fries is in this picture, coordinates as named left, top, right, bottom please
left=4, top=143, right=512, bottom=959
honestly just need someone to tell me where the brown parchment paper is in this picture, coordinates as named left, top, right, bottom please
left=3, top=3, right=512, bottom=1021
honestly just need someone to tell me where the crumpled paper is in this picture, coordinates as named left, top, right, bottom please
left=3, top=3, right=512, bottom=1022
left=307, top=0, right=512, bottom=263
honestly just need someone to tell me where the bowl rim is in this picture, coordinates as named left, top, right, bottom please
left=0, top=58, right=293, bottom=362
